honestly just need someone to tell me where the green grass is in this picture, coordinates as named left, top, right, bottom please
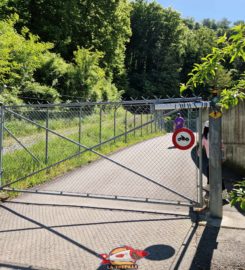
left=4, top=117, right=79, bottom=139
left=2, top=108, right=162, bottom=196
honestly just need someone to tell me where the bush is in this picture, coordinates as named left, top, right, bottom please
left=21, top=82, right=60, bottom=104
left=230, top=180, right=245, bottom=211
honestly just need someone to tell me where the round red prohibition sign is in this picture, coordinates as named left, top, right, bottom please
left=172, top=128, right=195, bottom=150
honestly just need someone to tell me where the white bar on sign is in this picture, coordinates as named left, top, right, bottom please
left=155, top=101, right=210, bottom=110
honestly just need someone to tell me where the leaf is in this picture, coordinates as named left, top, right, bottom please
left=241, top=200, right=245, bottom=211
left=230, top=198, right=237, bottom=207
left=180, top=83, right=187, bottom=93
left=217, top=34, right=227, bottom=44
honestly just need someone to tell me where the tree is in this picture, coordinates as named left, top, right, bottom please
left=63, top=48, right=120, bottom=101
left=179, top=26, right=216, bottom=85
left=202, top=18, right=218, bottom=30
left=125, top=0, right=183, bottom=99
left=0, top=15, right=59, bottom=104
left=180, top=24, right=245, bottom=108
left=1, top=0, right=132, bottom=91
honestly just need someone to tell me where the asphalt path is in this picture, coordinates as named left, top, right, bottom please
left=27, top=133, right=200, bottom=205
left=0, top=133, right=201, bottom=270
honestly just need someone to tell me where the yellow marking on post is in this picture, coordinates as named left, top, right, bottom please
left=209, top=111, right=222, bottom=119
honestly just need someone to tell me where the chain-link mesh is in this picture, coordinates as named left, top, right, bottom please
left=1, top=101, right=201, bottom=206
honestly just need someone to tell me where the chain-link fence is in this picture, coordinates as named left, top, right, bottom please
left=0, top=99, right=205, bottom=207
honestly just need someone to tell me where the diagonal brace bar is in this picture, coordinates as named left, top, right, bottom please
left=4, top=127, right=41, bottom=164
left=0, top=119, right=155, bottom=189
left=4, top=108, right=195, bottom=203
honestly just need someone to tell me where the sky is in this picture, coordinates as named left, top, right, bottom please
left=156, top=0, right=245, bottom=23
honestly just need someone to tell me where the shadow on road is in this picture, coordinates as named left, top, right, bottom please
left=0, top=263, right=39, bottom=269
left=1, top=203, right=182, bottom=270
left=170, top=223, right=198, bottom=270
left=0, top=204, right=101, bottom=259
left=189, top=224, right=220, bottom=270
left=145, top=244, right=175, bottom=260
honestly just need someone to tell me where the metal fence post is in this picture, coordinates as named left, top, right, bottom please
left=45, top=107, right=49, bottom=164
left=78, top=105, right=82, bottom=151
left=125, top=110, right=128, bottom=143
left=161, top=112, right=164, bottom=131
left=140, top=113, right=143, bottom=136
left=198, top=108, right=203, bottom=207
left=99, top=105, right=102, bottom=144
left=147, top=113, right=149, bottom=134
left=154, top=110, right=162, bottom=132
left=154, top=111, right=157, bottom=132
left=209, top=112, right=223, bottom=218
left=133, top=113, right=136, bottom=137
left=114, top=106, right=117, bottom=143
left=150, top=105, right=153, bottom=133
left=0, top=105, right=4, bottom=187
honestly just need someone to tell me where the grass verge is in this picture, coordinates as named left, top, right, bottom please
left=2, top=108, right=162, bottom=197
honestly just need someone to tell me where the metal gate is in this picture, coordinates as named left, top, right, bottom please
left=0, top=98, right=209, bottom=208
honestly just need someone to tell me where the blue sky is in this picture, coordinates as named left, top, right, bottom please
left=156, top=0, right=245, bottom=23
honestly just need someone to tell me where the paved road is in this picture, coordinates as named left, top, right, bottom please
left=28, top=133, right=200, bottom=205
left=0, top=133, right=201, bottom=270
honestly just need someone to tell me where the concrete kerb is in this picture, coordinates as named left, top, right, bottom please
left=197, top=207, right=245, bottom=230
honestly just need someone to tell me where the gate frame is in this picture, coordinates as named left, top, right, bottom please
left=0, top=98, right=208, bottom=208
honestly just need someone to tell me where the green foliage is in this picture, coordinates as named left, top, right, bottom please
left=179, top=26, right=216, bottom=85
left=125, top=0, right=183, bottom=98
left=35, top=52, right=70, bottom=89
left=1, top=0, right=132, bottom=91
left=0, top=15, right=121, bottom=104
left=0, top=1, right=244, bottom=104
left=230, top=181, right=245, bottom=211
left=56, top=48, right=121, bottom=102
left=0, top=15, right=56, bottom=103
left=205, top=66, right=232, bottom=90
left=21, top=82, right=60, bottom=103
left=180, top=24, right=245, bottom=109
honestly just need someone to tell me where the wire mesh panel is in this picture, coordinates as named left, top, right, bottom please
left=0, top=99, right=204, bottom=207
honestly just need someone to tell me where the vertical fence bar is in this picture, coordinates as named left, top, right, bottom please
left=151, top=114, right=153, bottom=133
left=45, top=107, right=49, bottom=164
left=160, top=111, right=163, bottom=131
left=141, top=113, right=143, bottom=136
left=99, top=105, right=102, bottom=144
left=198, top=108, right=203, bottom=207
left=78, top=105, right=82, bottom=152
left=151, top=105, right=153, bottom=133
left=114, top=106, right=117, bottom=143
left=125, top=109, right=128, bottom=143
left=0, top=105, right=4, bottom=187
left=147, top=113, right=149, bottom=134
left=154, top=111, right=157, bottom=132
left=134, top=113, right=136, bottom=137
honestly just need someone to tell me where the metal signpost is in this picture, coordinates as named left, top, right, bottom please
left=209, top=94, right=223, bottom=219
